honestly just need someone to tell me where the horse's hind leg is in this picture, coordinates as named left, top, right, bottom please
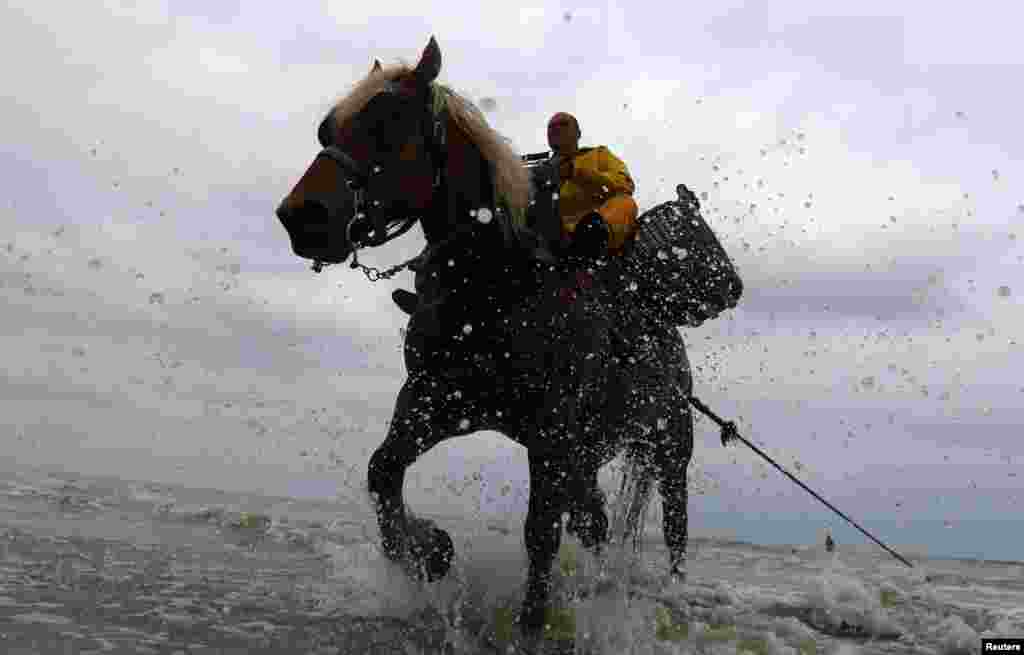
left=653, top=401, right=694, bottom=579
left=366, top=376, right=458, bottom=581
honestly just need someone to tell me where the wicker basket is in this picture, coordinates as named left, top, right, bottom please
left=622, top=200, right=743, bottom=327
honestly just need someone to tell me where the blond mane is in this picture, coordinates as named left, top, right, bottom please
left=329, top=66, right=531, bottom=228
left=435, top=85, right=531, bottom=227
left=330, top=63, right=413, bottom=133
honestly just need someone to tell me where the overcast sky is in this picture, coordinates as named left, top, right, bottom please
left=2, top=1, right=1022, bottom=560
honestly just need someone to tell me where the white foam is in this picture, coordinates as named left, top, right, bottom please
left=320, top=541, right=428, bottom=617
left=935, top=615, right=978, bottom=655
left=805, top=563, right=903, bottom=638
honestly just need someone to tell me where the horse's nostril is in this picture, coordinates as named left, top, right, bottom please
left=306, top=200, right=329, bottom=218
left=278, top=201, right=329, bottom=227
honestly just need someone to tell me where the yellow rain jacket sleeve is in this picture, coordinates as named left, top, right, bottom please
left=558, top=146, right=639, bottom=254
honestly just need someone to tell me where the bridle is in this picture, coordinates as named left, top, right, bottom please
left=309, top=83, right=449, bottom=276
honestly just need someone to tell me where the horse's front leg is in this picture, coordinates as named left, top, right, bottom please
left=566, top=468, right=609, bottom=551
left=366, top=375, right=457, bottom=582
left=520, top=451, right=573, bottom=635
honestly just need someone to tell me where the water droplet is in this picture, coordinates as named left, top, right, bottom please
left=627, top=281, right=638, bottom=292
left=87, top=258, right=103, bottom=270
left=672, top=246, right=688, bottom=260
left=992, top=169, right=1001, bottom=181
left=149, top=292, right=165, bottom=305
left=462, top=323, right=473, bottom=335
left=860, top=376, right=875, bottom=389
left=656, top=250, right=668, bottom=260
left=479, top=97, right=497, bottom=112
left=458, top=418, right=470, bottom=430
left=476, top=207, right=493, bottom=224
left=998, top=285, right=1011, bottom=298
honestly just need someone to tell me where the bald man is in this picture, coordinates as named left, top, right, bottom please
left=546, top=112, right=639, bottom=259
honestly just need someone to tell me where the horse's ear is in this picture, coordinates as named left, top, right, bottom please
left=413, top=36, right=441, bottom=84
left=371, top=59, right=383, bottom=73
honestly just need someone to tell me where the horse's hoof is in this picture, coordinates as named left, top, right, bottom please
left=567, top=508, right=608, bottom=550
left=409, top=526, right=453, bottom=582
left=516, top=603, right=547, bottom=638
left=380, top=533, right=405, bottom=562
left=667, top=559, right=687, bottom=585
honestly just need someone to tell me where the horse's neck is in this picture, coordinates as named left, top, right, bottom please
left=421, top=115, right=495, bottom=242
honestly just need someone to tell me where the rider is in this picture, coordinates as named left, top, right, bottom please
left=545, top=111, right=639, bottom=261
left=391, top=111, right=640, bottom=313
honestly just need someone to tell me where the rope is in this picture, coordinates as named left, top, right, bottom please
left=687, top=394, right=915, bottom=568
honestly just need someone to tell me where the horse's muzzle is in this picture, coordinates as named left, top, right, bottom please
left=276, top=198, right=354, bottom=265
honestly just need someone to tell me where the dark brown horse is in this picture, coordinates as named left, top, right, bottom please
left=276, top=37, right=723, bottom=637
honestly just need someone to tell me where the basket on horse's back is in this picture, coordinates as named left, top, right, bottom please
left=623, top=200, right=743, bottom=327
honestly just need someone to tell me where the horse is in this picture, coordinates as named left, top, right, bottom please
left=276, top=37, right=705, bottom=637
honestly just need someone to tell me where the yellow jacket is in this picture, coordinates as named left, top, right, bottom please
left=558, top=146, right=638, bottom=253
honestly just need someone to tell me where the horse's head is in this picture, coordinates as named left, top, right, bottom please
left=276, top=38, right=445, bottom=267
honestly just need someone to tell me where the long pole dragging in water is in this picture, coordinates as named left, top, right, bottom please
left=687, top=395, right=915, bottom=569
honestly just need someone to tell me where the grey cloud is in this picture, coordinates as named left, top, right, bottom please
left=738, top=277, right=948, bottom=321
left=708, top=13, right=908, bottom=78
left=733, top=248, right=994, bottom=322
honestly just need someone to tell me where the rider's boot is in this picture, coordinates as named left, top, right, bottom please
left=392, top=288, right=420, bottom=315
